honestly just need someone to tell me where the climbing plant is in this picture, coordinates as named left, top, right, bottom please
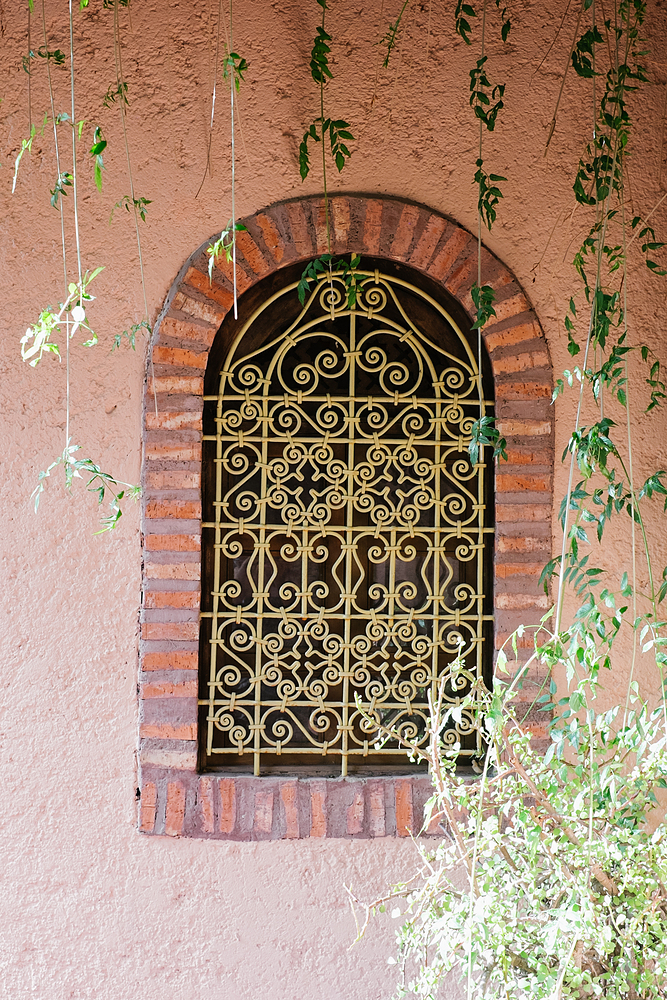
left=346, top=1, right=667, bottom=997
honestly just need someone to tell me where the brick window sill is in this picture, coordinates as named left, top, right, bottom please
left=138, top=772, right=444, bottom=840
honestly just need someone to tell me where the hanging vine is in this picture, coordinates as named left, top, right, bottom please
left=296, top=0, right=359, bottom=306
left=14, top=0, right=142, bottom=531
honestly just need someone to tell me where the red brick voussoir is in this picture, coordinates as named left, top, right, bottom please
left=138, top=195, right=554, bottom=839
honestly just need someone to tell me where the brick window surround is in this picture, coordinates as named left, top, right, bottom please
left=138, top=194, right=554, bottom=841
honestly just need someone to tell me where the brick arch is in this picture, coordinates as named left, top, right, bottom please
left=138, top=195, right=553, bottom=841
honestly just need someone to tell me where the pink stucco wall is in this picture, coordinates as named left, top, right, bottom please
left=1, top=1, right=666, bottom=996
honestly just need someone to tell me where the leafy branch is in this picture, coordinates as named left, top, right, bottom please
left=379, top=0, right=409, bottom=68
left=299, top=0, right=355, bottom=263
left=468, top=415, right=507, bottom=465
left=222, top=50, right=247, bottom=91
left=474, top=158, right=506, bottom=230
left=299, top=117, right=354, bottom=179
left=111, top=319, right=151, bottom=352
left=207, top=220, right=248, bottom=280
left=89, top=125, right=106, bottom=192
left=32, top=440, right=140, bottom=533
left=103, top=80, right=128, bottom=108
left=469, top=55, right=505, bottom=131
left=110, top=194, right=151, bottom=223
left=297, top=253, right=361, bottom=306
left=20, top=268, right=104, bottom=366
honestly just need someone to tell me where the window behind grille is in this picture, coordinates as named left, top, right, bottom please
left=199, top=258, right=494, bottom=776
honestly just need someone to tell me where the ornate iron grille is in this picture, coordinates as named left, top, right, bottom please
left=200, top=265, right=494, bottom=775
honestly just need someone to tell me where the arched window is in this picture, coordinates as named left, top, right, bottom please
left=199, top=258, right=494, bottom=776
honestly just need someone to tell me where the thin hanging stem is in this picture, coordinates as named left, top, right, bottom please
left=619, top=189, right=642, bottom=727
left=195, top=0, right=223, bottom=199
left=27, top=2, right=32, bottom=130
left=113, top=0, right=149, bottom=323
left=555, top=64, right=625, bottom=634
left=113, top=0, right=155, bottom=418
left=544, top=0, right=584, bottom=154
left=67, top=0, right=83, bottom=451
left=475, top=0, right=488, bottom=441
left=42, top=0, right=67, bottom=290
left=69, top=1, right=82, bottom=287
left=469, top=10, right=489, bottom=1000
left=320, top=3, right=331, bottom=257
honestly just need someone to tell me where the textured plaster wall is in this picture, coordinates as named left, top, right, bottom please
left=0, top=1, right=666, bottom=997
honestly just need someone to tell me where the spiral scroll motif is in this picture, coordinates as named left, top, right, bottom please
left=201, top=267, right=494, bottom=774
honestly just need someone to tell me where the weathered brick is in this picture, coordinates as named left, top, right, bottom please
left=280, top=783, right=299, bottom=839
left=236, top=229, right=270, bottom=274
left=153, top=346, right=207, bottom=370
left=391, top=204, right=421, bottom=258
left=347, top=790, right=364, bottom=835
left=497, top=535, right=550, bottom=553
left=145, top=410, right=202, bottom=431
left=286, top=201, right=314, bottom=257
left=141, top=680, right=198, bottom=698
left=496, top=503, right=551, bottom=522
left=461, top=265, right=513, bottom=313
left=396, top=781, right=413, bottom=837
left=495, top=593, right=549, bottom=610
left=144, top=563, right=201, bottom=581
left=310, top=782, right=327, bottom=837
left=427, top=227, right=472, bottom=281
left=140, top=746, right=197, bottom=770
left=142, top=652, right=198, bottom=671
left=145, top=534, right=201, bottom=552
left=492, top=350, right=550, bottom=375
left=143, top=591, right=199, bottom=610
left=332, top=197, right=350, bottom=252
left=145, top=501, right=202, bottom=519
left=256, top=213, right=285, bottom=263
left=363, top=200, right=383, bottom=254
left=147, top=472, right=201, bottom=490
left=141, top=622, right=199, bottom=641
left=502, top=447, right=552, bottom=465
left=140, top=722, right=197, bottom=740
left=445, top=254, right=476, bottom=296
left=199, top=777, right=215, bottom=834
left=497, top=419, right=552, bottom=437
left=485, top=320, right=541, bottom=352
left=147, top=376, right=203, bottom=396
left=181, top=268, right=235, bottom=311
left=139, top=781, right=157, bottom=832
left=219, top=778, right=236, bottom=834
left=496, top=562, right=545, bottom=579
left=210, top=255, right=252, bottom=293
left=496, top=473, right=551, bottom=492
left=158, top=314, right=217, bottom=347
left=313, top=199, right=329, bottom=254
left=410, top=215, right=447, bottom=268
left=254, top=789, right=274, bottom=835
left=490, top=292, right=531, bottom=323
left=369, top=783, right=385, bottom=837
left=171, top=291, right=227, bottom=327
left=165, top=782, right=186, bottom=836
left=495, top=381, right=551, bottom=400
left=145, top=442, right=202, bottom=462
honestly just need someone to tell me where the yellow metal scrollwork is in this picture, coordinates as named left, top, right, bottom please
left=200, top=267, right=494, bottom=775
